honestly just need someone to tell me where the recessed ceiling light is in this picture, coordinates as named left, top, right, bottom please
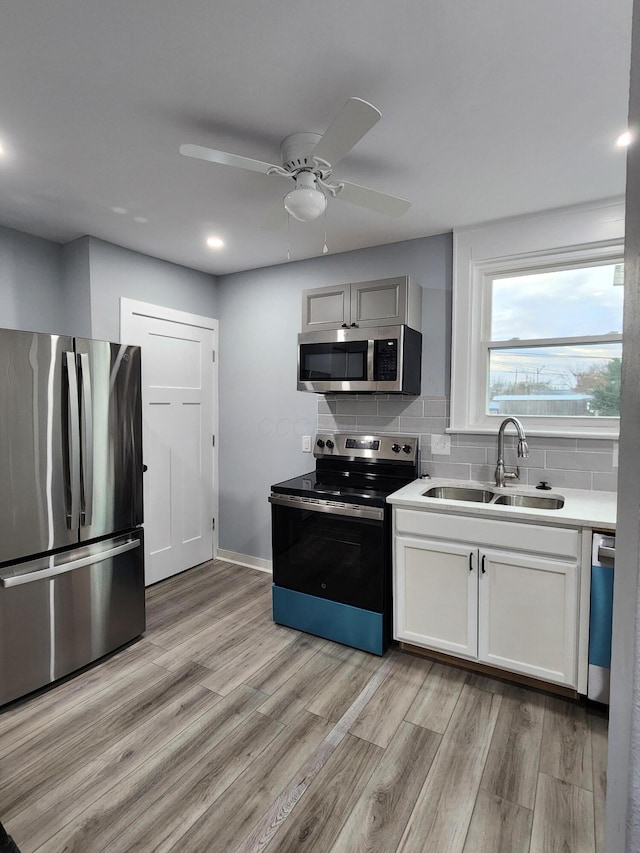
left=206, top=236, right=224, bottom=249
left=133, top=216, right=148, bottom=223
left=616, top=130, right=633, bottom=148
left=111, top=206, right=127, bottom=214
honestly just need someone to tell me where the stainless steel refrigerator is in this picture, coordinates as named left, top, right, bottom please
left=0, top=329, right=145, bottom=706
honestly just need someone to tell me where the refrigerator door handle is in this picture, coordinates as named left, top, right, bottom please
left=0, top=538, right=140, bottom=588
left=64, top=351, right=81, bottom=530
left=78, top=352, right=94, bottom=527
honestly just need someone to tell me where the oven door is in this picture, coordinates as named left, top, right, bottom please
left=269, top=495, right=385, bottom=612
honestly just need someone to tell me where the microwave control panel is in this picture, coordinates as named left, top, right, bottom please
left=373, top=339, right=398, bottom=381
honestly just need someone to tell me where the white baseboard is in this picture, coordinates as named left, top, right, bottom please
left=216, top=548, right=273, bottom=574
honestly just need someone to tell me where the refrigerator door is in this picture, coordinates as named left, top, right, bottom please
left=0, top=531, right=145, bottom=706
left=0, top=330, right=78, bottom=564
left=75, top=339, right=143, bottom=542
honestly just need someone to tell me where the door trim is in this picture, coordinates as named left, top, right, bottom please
left=119, top=298, right=219, bottom=561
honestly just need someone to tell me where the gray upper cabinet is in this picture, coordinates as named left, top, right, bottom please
left=301, top=276, right=422, bottom=332
left=301, top=284, right=351, bottom=331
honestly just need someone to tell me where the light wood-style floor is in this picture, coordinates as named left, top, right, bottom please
left=1, top=559, right=608, bottom=853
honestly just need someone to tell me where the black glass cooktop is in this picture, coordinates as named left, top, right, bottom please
left=271, top=470, right=411, bottom=508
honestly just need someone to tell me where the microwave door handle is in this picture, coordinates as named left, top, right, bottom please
left=367, top=339, right=375, bottom=382
left=64, top=351, right=81, bottom=530
left=78, top=352, right=93, bottom=527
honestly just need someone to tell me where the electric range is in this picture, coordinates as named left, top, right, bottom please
left=269, top=433, right=420, bottom=654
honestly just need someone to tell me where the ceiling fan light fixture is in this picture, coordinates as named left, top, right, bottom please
left=283, top=171, right=327, bottom=221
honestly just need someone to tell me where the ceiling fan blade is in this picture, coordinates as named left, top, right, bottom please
left=260, top=201, right=289, bottom=231
left=335, top=181, right=411, bottom=217
left=179, top=144, right=281, bottom=175
left=312, top=98, right=382, bottom=168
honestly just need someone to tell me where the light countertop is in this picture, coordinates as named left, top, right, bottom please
left=387, top=478, right=617, bottom=531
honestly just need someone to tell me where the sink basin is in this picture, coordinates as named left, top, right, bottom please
left=422, top=484, right=565, bottom=510
left=492, top=494, right=565, bottom=510
left=423, top=486, right=494, bottom=503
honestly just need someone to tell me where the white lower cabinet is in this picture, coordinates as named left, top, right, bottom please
left=395, top=537, right=478, bottom=658
left=394, top=512, right=580, bottom=687
left=477, top=549, right=578, bottom=685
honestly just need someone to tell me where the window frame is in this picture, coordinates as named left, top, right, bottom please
left=450, top=240, right=624, bottom=438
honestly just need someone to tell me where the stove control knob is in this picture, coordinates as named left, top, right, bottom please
left=316, top=439, right=325, bottom=449
left=391, top=443, right=401, bottom=453
left=402, top=444, right=412, bottom=454
left=326, top=440, right=334, bottom=449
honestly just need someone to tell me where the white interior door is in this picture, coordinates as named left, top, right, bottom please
left=120, top=299, right=217, bottom=585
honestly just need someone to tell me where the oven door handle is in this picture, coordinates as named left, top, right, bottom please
left=269, top=494, right=384, bottom=521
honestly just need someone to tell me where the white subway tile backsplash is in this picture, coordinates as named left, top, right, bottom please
left=314, top=395, right=618, bottom=491
left=593, top=471, right=619, bottom=492
left=577, top=438, right=615, bottom=452
left=378, top=399, right=424, bottom=417
left=427, top=461, right=473, bottom=480
left=521, top=468, right=592, bottom=490
left=449, top=445, right=487, bottom=464
left=525, top=436, right=578, bottom=450
left=335, top=398, right=378, bottom=416
left=355, top=416, right=400, bottom=432
left=317, top=414, right=357, bottom=431
left=545, top=450, right=613, bottom=473
left=317, top=398, right=337, bottom=415
left=469, top=464, right=495, bottom=482
left=423, top=398, right=447, bottom=417
left=400, top=416, right=448, bottom=434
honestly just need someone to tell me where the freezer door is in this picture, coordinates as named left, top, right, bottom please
left=75, top=338, right=143, bottom=541
left=0, top=531, right=145, bottom=706
left=0, top=329, right=78, bottom=563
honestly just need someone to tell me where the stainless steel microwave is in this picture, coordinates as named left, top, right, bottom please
left=297, top=325, right=422, bottom=394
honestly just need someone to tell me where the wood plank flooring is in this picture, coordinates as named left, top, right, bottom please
left=0, top=558, right=608, bottom=852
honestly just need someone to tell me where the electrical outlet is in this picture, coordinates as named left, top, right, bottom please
left=431, top=434, right=451, bottom=456
left=302, top=435, right=312, bottom=453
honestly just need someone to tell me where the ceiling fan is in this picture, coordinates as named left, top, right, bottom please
left=179, top=98, right=411, bottom=228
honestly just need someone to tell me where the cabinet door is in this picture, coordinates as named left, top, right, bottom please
left=394, top=536, right=478, bottom=658
left=478, top=549, right=578, bottom=686
left=301, top=284, right=351, bottom=331
left=350, top=277, right=407, bottom=328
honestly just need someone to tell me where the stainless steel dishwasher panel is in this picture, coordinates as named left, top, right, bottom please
left=0, top=531, right=145, bottom=706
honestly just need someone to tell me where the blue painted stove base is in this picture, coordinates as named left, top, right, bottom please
left=272, top=585, right=385, bottom=656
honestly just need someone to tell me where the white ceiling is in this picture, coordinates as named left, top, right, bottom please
left=0, top=0, right=633, bottom=275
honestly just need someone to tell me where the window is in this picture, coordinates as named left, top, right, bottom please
left=450, top=201, right=625, bottom=437
left=487, top=261, right=623, bottom=419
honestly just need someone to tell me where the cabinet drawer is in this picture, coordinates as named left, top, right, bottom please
left=394, top=508, right=579, bottom=559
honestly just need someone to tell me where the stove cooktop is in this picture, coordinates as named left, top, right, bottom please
left=271, top=433, right=420, bottom=508
left=270, top=472, right=395, bottom=508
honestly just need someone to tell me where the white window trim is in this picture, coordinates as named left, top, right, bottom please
left=450, top=199, right=625, bottom=439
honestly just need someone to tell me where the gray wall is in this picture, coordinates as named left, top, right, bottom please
left=216, top=233, right=452, bottom=560
left=87, top=238, right=218, bottom=342
left=607, top=0, right=640, bottom=846
left=0, top=224, right=65, bottom=334
left=60, top=236, right=92, bottom=337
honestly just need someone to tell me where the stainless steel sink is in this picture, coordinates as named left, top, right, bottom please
left=422, top=486, right=494, bottom=502
left=422, top=485, right=565, bottom=510
left=492, top=494, right=565, bottom=510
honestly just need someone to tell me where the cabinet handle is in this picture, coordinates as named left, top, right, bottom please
left=350, top=322, right=358, bottom=328
left=481, top=554, right=486, bottom=574
left=341, top=323, right=349, bottom=328
left=469, top=552, right=474, bottom=572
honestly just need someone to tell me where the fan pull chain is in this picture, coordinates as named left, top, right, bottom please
left=322, top=206, right=329, bottom=254
left=287, top=212, right=291, bottom=261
